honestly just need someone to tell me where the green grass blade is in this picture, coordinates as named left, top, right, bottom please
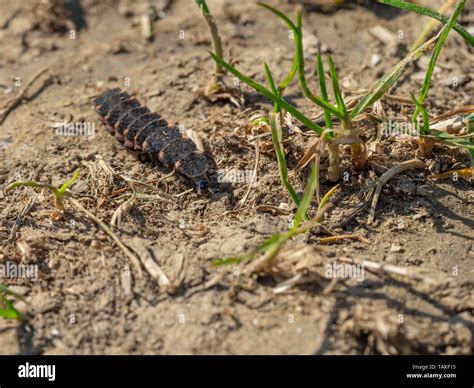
left=259, top=3, right=299, bottom=96
left=0, top=307, right=22, bottom=320
left=6, top=180, right=41, bottom=192
left=209, top=51, right=324, bottom=135
left=259, top=4, right=342, bottom=118
left=428, top=130, right=474, bottom=151
left=350, top=35, right=439, bottom=118
left=264, top=63, right=281, bottom=112
left=327, top=55, right=347, bottom=117
left=411, top=94, right=430, bottom=135
left=294, top=12, right=343, bottom=118
left=58, top=169, right=80, bottom=194
left=412, top=0, right=467, bottom=124
left=269, top=113, right=302, bottom=208
left=264, top=63, right=278, bottom=95
left=279, top=55, right=298, bottom=92
left=258, top=2, right=297, bottom=31
left=195, top=0, right=210, bottom=14
left=213, top=233, right=285, bottom=266
left=0, top=286, right=23, bottom=320
left=317, top=52, right=333, bottom=130
left=317, top=184, right=338, bottom=214
left=377, top=0, right=473, bottom=46
left=292, top=161, right=319, bottom=230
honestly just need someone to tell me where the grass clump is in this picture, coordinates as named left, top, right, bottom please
left=407, top=0, right=468, bottom=156
left=6, top=169, right=79, bottom=212
left=208, top=1, right=473, bottom=267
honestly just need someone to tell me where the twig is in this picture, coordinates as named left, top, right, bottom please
left=110, top=192, right=136, bottom=226
left=339, top=257, right=438, bottom=284
left=0, top=69, right=51, bottom=125
left=238, top=138, right=260, bottom=208
left=339, top=159, right=427, bottom=227
left=368, top=159, right=427, bottom=224
left=431, top=105, right=474, bottom=124
left=141, top=249, right=170, bottom=290
left=175, top=188, right=193, bottom=198
left=0, top=8, right=21, bottom=29
left=68, top=197, right=143, bottom=276
left=317, top=234, right=370, bottom=244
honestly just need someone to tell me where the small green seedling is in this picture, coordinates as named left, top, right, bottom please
left=409, top=0, right=467, bottom=156
left=0, top=284, right=24, bottom=320
left=411, top=96, right=474, bottom=156
left=6, top=169, right=79, bottom=211
left=380, top=0, right=473, bottom=156
left=210, top=3, right=448, bottom=181
left=195, top=0, right=226, bottom=94
left=263, top=52, right=300, bottom=208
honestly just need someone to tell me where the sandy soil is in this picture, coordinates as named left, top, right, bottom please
left=0, top=0, right=473, bottom=355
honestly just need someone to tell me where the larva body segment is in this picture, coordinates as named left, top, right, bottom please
left=115, top=106, right=150, bottom=141
left=159, top=137, right=197, bottom=167
left=105, top=97, right=141, bottom=128
left=124, top=113, right=166, bottom=149
left=93, top=89, right=209, bottom=190
left=134, top=120, right=172, bottom=151
left=94, top=88, right=122, bottom=117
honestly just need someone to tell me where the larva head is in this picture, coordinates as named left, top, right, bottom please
left=175, top=151, right=209, bottom=192
left=195, top=176, right=209, bottom=192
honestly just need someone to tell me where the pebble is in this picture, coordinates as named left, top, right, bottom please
left=370, top=53, right=381, bottom=67
left=369, top=25, right=395, bottom=46
left=90, top=240, right=102, bottom=250
left=390, top=243, right=404, bottom=253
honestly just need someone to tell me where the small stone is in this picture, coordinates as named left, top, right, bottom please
left=369, top=25, right=395, bottom=46
left=371, top=53, right=381, bottom=66
left=438, top=322, right=450, bottom=335
left=390, top=243, right=404, bottom=253
left=90, top=240, right=102, bottom=250
left=48, top=257, right=60, bottom=270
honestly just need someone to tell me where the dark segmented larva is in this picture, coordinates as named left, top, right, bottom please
left=93, top=88, right=209, bottom=190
